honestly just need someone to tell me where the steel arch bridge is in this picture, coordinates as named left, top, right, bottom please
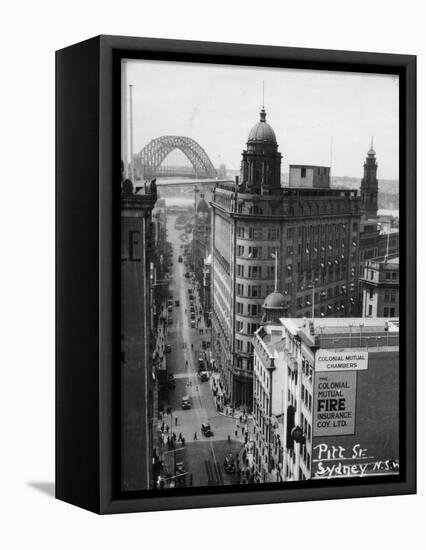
left=135, top=136, right=217, bottom=180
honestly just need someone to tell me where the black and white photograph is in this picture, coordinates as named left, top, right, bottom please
left=120, top=59, right=400, bottom=491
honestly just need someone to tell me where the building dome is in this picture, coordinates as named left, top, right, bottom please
left=247, top=108, right=277, bottom=144
left=263, top=291, right=286, bottom=309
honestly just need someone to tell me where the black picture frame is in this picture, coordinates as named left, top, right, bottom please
left=56, top=35, right=416, bottom=514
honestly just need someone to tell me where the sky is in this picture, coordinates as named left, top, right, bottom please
left=123, top=59, right=399, bottom=180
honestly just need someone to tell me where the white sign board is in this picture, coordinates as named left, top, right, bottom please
left=315, top=349, right=368, bottom=372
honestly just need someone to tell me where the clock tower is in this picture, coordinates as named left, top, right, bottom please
left=360, top=138, right=378, bottom=219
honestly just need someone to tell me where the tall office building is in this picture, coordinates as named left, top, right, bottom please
left=120, top=177, right=157, bottom=490
left=211, top=108, right=362, bottom=407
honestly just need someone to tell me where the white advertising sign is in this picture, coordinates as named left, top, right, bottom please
left=315, top=349, right=368, bottom=372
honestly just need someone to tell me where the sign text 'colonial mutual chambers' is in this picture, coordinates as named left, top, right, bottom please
left=315, top=348, right=369, bottom=372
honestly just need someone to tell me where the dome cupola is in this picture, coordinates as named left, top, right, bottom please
left=247, top=108, right=277, bottom=144
left=261, top=291, right=287, bottom=324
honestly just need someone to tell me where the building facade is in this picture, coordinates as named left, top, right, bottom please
left=254, top=317, right=400, bottom=482
left=360, top=254, right=399, bottom=318
left=211, top=108, right=362, bottom=407
left=120, top=177, right=158, bottom=491
left=357, top=142, right=399, bottom=312
left=252, top=294, right=287, bottom=482
left=193, top=190, right=212, bottom=300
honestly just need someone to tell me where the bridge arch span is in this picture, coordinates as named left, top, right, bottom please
left=135, top=136, right=217, bottom=179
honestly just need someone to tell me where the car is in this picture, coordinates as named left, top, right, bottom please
left=165, top=344, right=172, bottom=353
left=200, top=371, right=208, bottom=382
left=201, top=423, right=213, bottom=437
left=175, top=300, right=180, bottom=307
left=189, top=294, right=194, bottom=301
left=168, top=317, right=173, bottom=325
left=190, top=320, right=196, bottom=328
left=190, top=306, right=195, bottom=313
left=224, top=454, right=236, bottom=473
left=181, top=396, right=191, bottom=409
left=187, top=288, right=192, bottom=294
left=178, top=256, right=183, bottom=263
left=184, top=272, right=190, bottom=278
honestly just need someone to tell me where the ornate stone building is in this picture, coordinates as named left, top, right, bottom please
left=211, top=108, right=362, bottom=408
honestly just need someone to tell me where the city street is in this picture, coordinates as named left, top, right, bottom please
left=158, top=213, right=249, bottom=488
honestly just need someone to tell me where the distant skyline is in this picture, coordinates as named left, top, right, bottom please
left=123, top=59, right=399, bottom=180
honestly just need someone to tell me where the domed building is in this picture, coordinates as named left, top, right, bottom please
left=210, top=106, right=363, bottom=409
left=261, top=291, right=287, bottom=324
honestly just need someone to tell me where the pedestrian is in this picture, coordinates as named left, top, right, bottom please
left=166, top=424, right=169, bottom=433
left=175, top=416, right=178, bottom=425
left=178, top=432, right=182, bottom=442
left=194, top=432, right=197, bottom=440
left=235, top=429, right=238, bottom=437
left=196, top=385, right=198, bottom=391
left=172, top=432, right=176, bottom=441
left=240, top=415, right=243, bottom=423
left=182, top=436, right=185, bottom=446
left=228, top=434, right=231, bottom=443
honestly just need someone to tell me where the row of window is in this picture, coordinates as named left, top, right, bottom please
left=236, top=320, right=259, bottom=335
left=237, top=244, right=358, bottom=268
left=236, top=302, right=262, bottom=316
left=300, top=411, right=312, bottom=442
left=237, top=226, right=279, bottom=240
left=301, top=384, right=313, bottom=413
left=236, top=264, right=270, bottom=279
left=383, top=306, right=396, bottom=317
left=235, top=338, right=254, bottom=354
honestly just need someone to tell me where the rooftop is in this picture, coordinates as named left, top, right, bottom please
left=280, top=317, right=399, bottom=350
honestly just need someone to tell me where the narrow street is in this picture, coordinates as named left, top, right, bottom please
left=159, top=213, right=249, bottom=488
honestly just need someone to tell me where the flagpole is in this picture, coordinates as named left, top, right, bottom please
left=274, top=248, right=278, bottom=292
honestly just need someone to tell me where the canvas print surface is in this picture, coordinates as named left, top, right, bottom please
left=119, top=59, right=400, bottom=491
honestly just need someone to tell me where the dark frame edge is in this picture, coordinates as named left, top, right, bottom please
left=55, top=35, right=103, bottom=514
left=401, top=54, right=417, bottom=496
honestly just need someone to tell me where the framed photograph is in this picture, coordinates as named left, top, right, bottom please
left=56, top=35, right=416, bottom=514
